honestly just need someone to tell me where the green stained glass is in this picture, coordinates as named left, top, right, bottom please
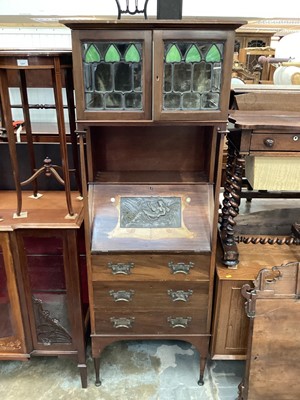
left=185, top=45, right=201, bottom=63
left=85, top=44, right=100, bottom=63
left=105, top=45, right=121, bottom=62
left=125, top=44, right=140, bottom=63
left=166, top=44, right=181, bottom=63
left=206, top=45, right=221, bottom=62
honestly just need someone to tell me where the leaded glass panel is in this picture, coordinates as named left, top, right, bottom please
left=82, top=41, right=143, bottom=111
left=163, top=41, right=224, bottom=111
left=164, top=93, right=181, bottom=109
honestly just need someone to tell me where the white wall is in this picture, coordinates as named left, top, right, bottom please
left=1, top=0, right=300, bottom=19
left=1, top=1, right=300, bottom=50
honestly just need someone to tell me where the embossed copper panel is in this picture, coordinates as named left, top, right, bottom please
left=120, top=196, right=181, bottom=228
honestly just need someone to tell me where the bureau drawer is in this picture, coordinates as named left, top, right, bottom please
left=93, top=281, right=209, bottom=312
left=250, top=133, right=300, bottom=152
left=92, top=254, right=210, bottom=281
left=94, top=308, right=208, bottom=335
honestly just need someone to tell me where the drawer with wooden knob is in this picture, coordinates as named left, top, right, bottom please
left=250, top=133, right=300, bottom=152
left=91, top=254, right=210, bottom=282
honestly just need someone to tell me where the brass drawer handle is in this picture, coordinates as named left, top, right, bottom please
left=109, top=290, right=135, bottom=302
left=263, top=138, right=275, bottom=147
left=167, top=316, right=192, bottom=328
left=167, top=289, right=193, bottom=302
left=110, top=317, right=135, bottom=329
left=168, top=262, right=194, bottom=274
left=108, top=262, right=134, bottom=275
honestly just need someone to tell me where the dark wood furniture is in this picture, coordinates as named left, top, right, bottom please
left=239, top=261, right=300, bottom=400
left=220, top=87, right=300, bottom=266
left=211, top=242, right=300, bottom=360
left=62, top=17, right=245, bottom=386
left=0, top=191, right=88, bottom=387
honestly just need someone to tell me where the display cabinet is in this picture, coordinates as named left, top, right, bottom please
left=63, top=17, right=245, bottom=386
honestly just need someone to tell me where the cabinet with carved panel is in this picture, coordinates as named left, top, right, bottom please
left=63, top=17, right=245, bottom=386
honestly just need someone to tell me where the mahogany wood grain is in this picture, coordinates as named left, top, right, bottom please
left=89, top=126, right=213, bottom=181
left=249, top=133, right=300, bottom=152
left=229, top=110, right=300, bottom=131
left=93, top=281, right=209, bottom=311
left=94, top=309, right=209, bottom=335
left=92, top=254, right=210, bottom=281
left=211, top=277, right=251, bottom=360
left=62, top=17, right=246, bottom=31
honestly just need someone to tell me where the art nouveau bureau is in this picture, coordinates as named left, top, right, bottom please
left=62, top=17, right=245, bottom=385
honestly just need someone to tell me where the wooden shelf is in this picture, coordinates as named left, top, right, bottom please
left=0, top=191, right=83, bottom=230
left=95, top=171, right=208, bottom=184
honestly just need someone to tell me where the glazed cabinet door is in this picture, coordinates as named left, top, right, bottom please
left=16, top=230, right=85, bottom=353
left=153, top=30, right=234, bottom=121
left=71, top=29, right=152, bottom=120
left=0, top=232, right=27, bottom=359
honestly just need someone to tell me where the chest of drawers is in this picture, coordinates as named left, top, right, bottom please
left=92, top=253, right=210, bottom=335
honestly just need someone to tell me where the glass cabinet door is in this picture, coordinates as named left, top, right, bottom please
left=19, top=233, right=72, bottom=349
left=0, top=232, right=27, bottom=356
left=72, top=30, right=152, bottom=120
left=153, top=30, right=233, bottom=121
